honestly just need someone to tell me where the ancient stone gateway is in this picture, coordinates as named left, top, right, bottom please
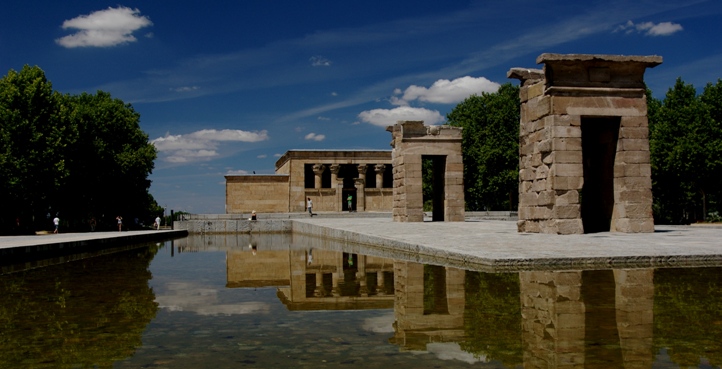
left=509, top=54, right=662, bottom=234
left=387, top=121, right=464, bottom=222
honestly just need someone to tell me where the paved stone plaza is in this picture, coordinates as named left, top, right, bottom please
left=3, top=219, right=722, bottom=272
left=290, top=218, right=722, bottom=271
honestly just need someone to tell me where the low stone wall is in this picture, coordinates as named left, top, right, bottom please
left=173, top=219, right=292, bottom=234
left=176, top=211, right=516, bottom=234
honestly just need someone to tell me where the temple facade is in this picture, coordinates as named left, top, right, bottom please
left=225, top=150, right=393, bottom=214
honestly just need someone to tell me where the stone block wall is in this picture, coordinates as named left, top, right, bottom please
left=388, top=121, right=464, bottom=222
left=364, top=188, right=393, bottom=211
left=225, top=175, right=290, bottom=214
left=509, top=54, right=661, bottom=234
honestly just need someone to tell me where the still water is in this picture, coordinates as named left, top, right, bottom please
left=1, top=233, right=722, bottom=368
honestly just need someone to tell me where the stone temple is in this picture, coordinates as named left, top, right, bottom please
left=509, top=54, right=662, bottom=234
left=225, top=150, right=393, bottom=214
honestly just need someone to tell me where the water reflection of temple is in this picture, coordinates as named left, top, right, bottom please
left=390, top=262, right=466, bottom=351
left=183, top=235, right=716, bottom=367
left=225, top=242, right=395, bottom=311
left=389, top=264, right=656, bottom=368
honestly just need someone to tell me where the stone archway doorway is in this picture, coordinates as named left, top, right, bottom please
left=581, top=117, right=620, bottom=233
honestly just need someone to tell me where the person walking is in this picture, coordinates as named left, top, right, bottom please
left=116, top=215, right=123, bottom=232
left=53, top=216, right=60, bottom=234
left=155, top=216, right=161, bottom=230
left=347, top=194, right=353, bottom=212
left=307, top=197, right=313, bottom=217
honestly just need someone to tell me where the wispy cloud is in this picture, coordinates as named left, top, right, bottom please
left=152, top=129, right=269, bottom=163
left=305, top=133, right=326, bottom=141
left=56, top=6, right=153, bottom=48
left=310, top=55, right=332, bottom=67
left=615, top=20, right=683, bottom=36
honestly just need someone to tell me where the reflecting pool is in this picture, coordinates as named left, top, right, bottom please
left=1, top=233, right=722, bottom=368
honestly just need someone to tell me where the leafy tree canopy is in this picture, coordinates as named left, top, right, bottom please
left=446, top=83, right=520, bottom=211
left=649, top=78, right=722, bottom=223
left=0, top=65, right=160, bottom=234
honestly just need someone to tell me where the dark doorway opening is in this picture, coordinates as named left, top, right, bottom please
left=423, top=265, right=449, bottom=315
left=423, top=155, right=446, bottom=221
left=582, top=270, right=623, bottom=366
left=581, top=117, right=620, bottom=233
left=339, top=164, right=358, bottom=211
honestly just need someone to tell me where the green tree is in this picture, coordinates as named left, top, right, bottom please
left=446, top=83, right=520, bottom=211
left=0, top=66, right=158, bottom=233
left=0, top=65, right=77, bottom=233
left=649, top=78, right=722, bottom=223
left=58, top=91, right=158, bottom=230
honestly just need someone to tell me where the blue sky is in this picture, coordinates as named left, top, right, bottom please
left=2, top=0, right=721, bottom=214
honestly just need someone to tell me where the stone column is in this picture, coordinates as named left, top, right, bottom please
left=355, top=178, right=365, bottom=212
left=357, top=254, right=368, bottom=297
left=357, top=164, right=367, bottom=182
left=314, top=272, right=326, bottom=297
left=329, top=164, right=340, bottom=184
left=376, top=270, right=386, bottom=296
left=330, top=164, right=341, bottom=211
left=332, top=253, right=343, bottom=297
left=312, top=164, right=325, bottom=189
left=375, top=164, right=386, bottom=188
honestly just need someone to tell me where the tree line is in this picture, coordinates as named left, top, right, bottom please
left=446, top=79, right=722, bottom=224
left=0, top=65, right=161, bottom=234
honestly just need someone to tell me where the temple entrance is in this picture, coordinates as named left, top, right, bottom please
left=338, top=165, right=359, bottom=212
left=581, top=117, right=620, bottom=233
left=422, top=155, right=446, bottom=221
left=342, top=189, right=357, bottom=212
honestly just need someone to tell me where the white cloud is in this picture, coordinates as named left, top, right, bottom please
left=257, top=154, right=267, bottom=159
left=317, top=116, right=331, bottom=121
left=358, top=106, right=444, bottom=127
left=391, top=76, right=500, bottom=106
left=310, top=55, right=332, bottom=67
left=305, top=133, right=326, bottom=141
left=226, top=169, right=249, bottom=175
left=615, top=20, right=683, bottom=36
left=56, top=6, right=153, bottom=48
left=274, top=153, right=282, bottom=157
left=152, top=129, right=269, bottom=163
left=171, top=86, right=200, bottom=92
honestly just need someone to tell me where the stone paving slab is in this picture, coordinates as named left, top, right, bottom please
left=0, top=230, right=187, bottom=250
left=291, top=218, right=722, bottom=271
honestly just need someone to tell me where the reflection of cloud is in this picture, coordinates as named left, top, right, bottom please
left=362, top=313, right=395, bottom=333
left=56, top=6, right=153, bottom=48
left=155, top=282, right=271, bottom=316
left=426, top=342, right=487, bottom=364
